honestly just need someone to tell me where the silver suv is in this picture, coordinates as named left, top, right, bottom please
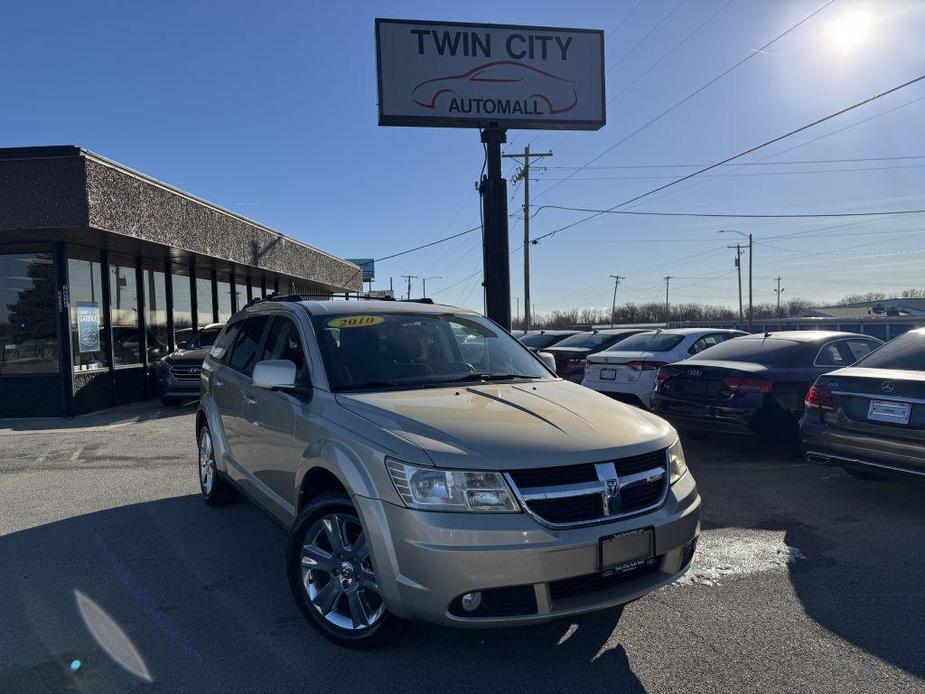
left=196, top=298, right=700, bottom=648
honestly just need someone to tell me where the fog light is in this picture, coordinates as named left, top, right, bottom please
left=460, top=591, right=482, bottom=612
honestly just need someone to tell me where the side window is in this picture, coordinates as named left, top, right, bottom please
left=209, top=322, right=241, bottom=361
left=227, top=316, right=269, bottom=376
left=815, top=341, right=848, bottom=367
left=262, top=317, right=307, bottom=373
left=689, top=334, right=722, bottom=355
left=846, top=339, right=878, bottom=363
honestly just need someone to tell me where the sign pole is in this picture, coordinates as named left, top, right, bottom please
left=479, top=126, right=511, bottom=329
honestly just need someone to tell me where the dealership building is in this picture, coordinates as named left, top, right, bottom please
left=0, top=146, right=361, bottom=417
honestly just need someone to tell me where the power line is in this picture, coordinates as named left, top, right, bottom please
left=532, top=0, right=838, bottom=201
left=532, top=72, right=925, bottom=244
left=531, top=204, right=925, bottom=221
left=543, top=154, right=925, bottom=169
left=607, top=0, right=688, bottom=75
left=533, top=163, right=925, bottom=180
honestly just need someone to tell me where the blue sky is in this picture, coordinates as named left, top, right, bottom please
left=3, top=0, right=924, bottom=314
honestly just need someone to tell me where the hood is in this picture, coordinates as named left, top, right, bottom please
left=163, top=348, right=209, bottom=365
left=335, top=380, right=675, bottom=470
left=588, top=350, right=657, bottom=365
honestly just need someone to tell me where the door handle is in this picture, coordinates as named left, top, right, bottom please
left=214, top=378, right=225, bottom=388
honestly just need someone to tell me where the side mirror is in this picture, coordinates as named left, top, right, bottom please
left=176, top=341, right=188, bottom=350
left=253, top=359, right=298, bottom=390
left=537, top=351, right=557, bottom=373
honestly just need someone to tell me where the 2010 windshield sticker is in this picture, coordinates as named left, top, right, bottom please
left=327, top=316, right=385, bottom=329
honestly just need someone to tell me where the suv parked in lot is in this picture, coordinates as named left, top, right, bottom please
left=196, top=298, right=700, bottom=647
left=156, top=323, right=225, bottom=405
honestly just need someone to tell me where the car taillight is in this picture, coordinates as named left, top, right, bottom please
left=625, top=360, right=668, bottom=371
left=655, top=368, right=672, bottom=390
left=723, top=377, right=773, bottom=394
left=804, top=383, right=833, bottom=409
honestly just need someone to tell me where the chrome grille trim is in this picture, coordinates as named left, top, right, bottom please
left=505, top=449, right=670, bottom=528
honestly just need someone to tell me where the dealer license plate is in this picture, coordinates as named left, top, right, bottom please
left=867, top=399, right=911, bottom=425
left=600, top=368, right=616, bottom=380
left=599, top=527, right=654, bottom=577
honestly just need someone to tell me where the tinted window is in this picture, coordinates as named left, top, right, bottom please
left=815, top=342, right=850, bottom=367
left=689, top=337, right=801, bottom=366
left=552, top=332, right=631, bottom=350
left=109, top=256, right=140, bottom=366
left=520, top=333, right=570, bottom=349
left=854, top=331, right=925, bottom=371
left=0, top=252, right=57, bottom=375
left=846, top=339, right=879, bottom=362
left=208, top=323, right=240, bottom=361
left=689, top=334, right=730, bottom=355
left=189, top=326, right=223, bottom=349
left=609, top=332, right=684, bottom=353
left=68, top=251, right=108, bottom=371
left=262, top=317, right=306, bottom=372
left=227, top=316, right=269, bottom=376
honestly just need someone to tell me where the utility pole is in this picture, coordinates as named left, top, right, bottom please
left=401, top=274, right=418, bottom=300
left=728, top=243, right=744, bottom=323
left=479, top=127, right=511, bottom=329
left=609, top=275, right=625, bottom=328
left=664, top=276, right=673, bottom=328
left=720, top=230, right=753, bottom=331
left=774, top=276, right=785, bottom=318
left=422, top=275, right=441, bottom=299
left=504, top=144, right=552, bottom=332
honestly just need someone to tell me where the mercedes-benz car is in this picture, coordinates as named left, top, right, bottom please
left=195, top=298, right=700, bottom=648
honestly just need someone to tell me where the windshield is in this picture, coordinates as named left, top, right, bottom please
left=688, top=337, right=800, bottom=366
left=855, top=330, right=925, bottom=370
left=187, top=327, right=221, bottom=349
left=551, top=331, right=627, bottom=350
left=519, top=332, right=571, bottom=349
left=312, top=312, right=552, bottom=391
left=608, top=332, right=685, bottom=353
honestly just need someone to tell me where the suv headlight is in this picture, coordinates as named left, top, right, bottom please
left=386, top=459, right=519, bottom=512
left=668, top=438, right=688, bottom=485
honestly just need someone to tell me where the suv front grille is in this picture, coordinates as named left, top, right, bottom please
left=506, top=449, right=668, bottom=527
left=169, top=364, right=201, bottom=382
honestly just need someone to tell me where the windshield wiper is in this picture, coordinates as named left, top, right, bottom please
left=439, top=373, right=544, bottom=383
left=337, top=380, right=404, bottom=391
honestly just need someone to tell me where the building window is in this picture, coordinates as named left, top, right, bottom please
left=0, top=252, right=58, bottom=375
left=109, top=255, right=141, bottom=366
left=171, top=266, right=193, bottom=347
left=216, top=270, right=233, bottom=324
left=143, top=260, right=169, bottom=359
left=68, top=249, right=108, bottom=371
left=235, top=273, right=247, bottom=310
left=196, top=266, right=214, bottom=328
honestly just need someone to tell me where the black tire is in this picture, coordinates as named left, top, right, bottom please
left=844, top=466, right=887, bottom=482
left=287, top=491, right=406, bottom=649
left=197, top=423, right=236, bottom=506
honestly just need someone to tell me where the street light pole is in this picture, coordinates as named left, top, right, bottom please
left=728, top=243, right=744, bottom=322
left=609, top=274, right=625, bottom=328
left=774, top=276, right=785, bottom=317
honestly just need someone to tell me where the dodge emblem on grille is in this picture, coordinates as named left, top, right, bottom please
left=603, top=478, right=621, bottom=516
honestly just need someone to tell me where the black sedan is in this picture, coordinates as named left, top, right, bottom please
left=544, top=328, right=649, bottom=382
left=802, top=327, right=925, bottom=480
left=651, top=331, right=883, bottom=440
left=156, top=323, right=224, bottom=405
left=517, top=330, right=581, bottom=351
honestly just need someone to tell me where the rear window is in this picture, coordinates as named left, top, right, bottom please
left=520, top=333, right=568, bottom=349
left=607, top=332, right=684, bottom=353
left=688, top=337, right=801, bottom=366
left=855, top=331, right=925, bottom=371
left=553, top=332, right=628, bottom=350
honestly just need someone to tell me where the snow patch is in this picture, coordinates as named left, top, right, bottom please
left=675, top=528, right=805, bottom=587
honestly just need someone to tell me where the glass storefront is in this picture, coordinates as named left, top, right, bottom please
left=109, top=255, right=140, bottom=366
left=0, top=251, right=58, bottom=374
left=68, top=249, right=108, bottom=371
left=172, top=265, right=193, bottom=347
left=143, top=260, right=169, bottom=355
left=216, top=270, right=233, bottom=324
left=235, top=273, right=247, bottom=310
left=196, top=266, right=214, bottom=328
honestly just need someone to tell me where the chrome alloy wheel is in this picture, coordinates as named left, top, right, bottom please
left=300, top=514, right=384, bottom=631
left=198, top=429, right=215, bottom=495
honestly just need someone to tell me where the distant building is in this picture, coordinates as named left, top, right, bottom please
left=798, top=298, right=925, bottom=319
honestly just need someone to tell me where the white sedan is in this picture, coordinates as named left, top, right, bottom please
left=581, top=328, right=747, bottom=408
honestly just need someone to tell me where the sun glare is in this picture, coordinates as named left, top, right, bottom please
left=825, top=8, right=873, bottom=52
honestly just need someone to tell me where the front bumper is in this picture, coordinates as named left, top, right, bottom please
left=355, top=471, right=700, bottom=627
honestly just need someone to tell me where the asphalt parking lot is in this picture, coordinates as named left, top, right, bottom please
left=0, top=401, right=923, bottom=694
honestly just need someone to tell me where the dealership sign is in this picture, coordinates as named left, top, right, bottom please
left=375, top=19, right=605, bottom=130
left=76, top=302, right=100, bottom=353
left=346, top=258, right=375, bottom=282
